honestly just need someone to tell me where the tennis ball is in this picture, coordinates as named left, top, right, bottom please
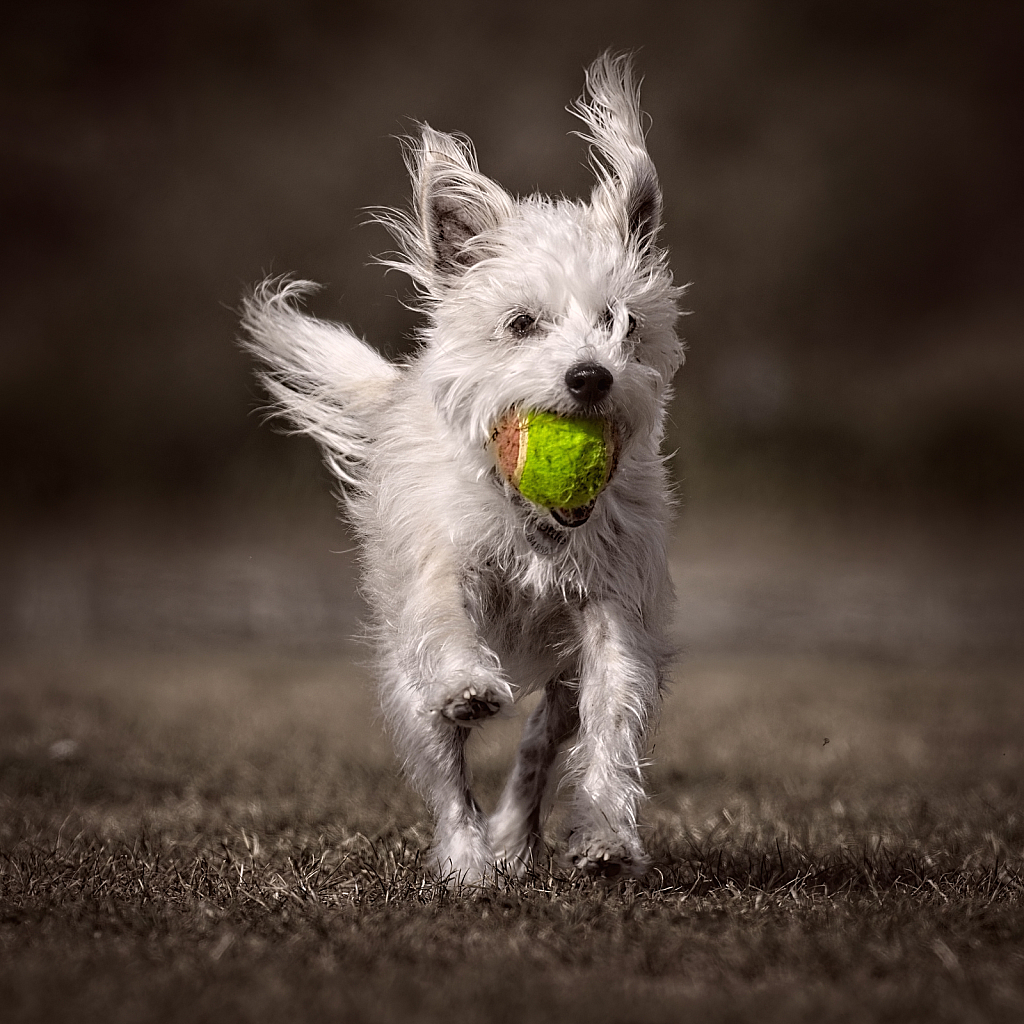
left=489, top=409, right=618, bottom=510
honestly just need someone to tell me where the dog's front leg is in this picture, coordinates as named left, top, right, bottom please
left=564, top=599, right=663, bottom=878
left=392, top=556, right=515, bottom=724
left=378, top=557, right=514, bottom=885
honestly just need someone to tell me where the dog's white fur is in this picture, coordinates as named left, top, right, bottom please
left=243, top=54, right=685, bottom=884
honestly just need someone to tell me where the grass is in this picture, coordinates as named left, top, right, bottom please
left=2, top=648, right=1023, bottom=1023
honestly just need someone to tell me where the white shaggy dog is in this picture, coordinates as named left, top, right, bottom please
left=243, top=54, right=685, bottom=884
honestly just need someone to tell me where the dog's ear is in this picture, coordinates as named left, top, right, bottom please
left=574, top=53, right=664, bottom=261
left=410, top=126, right=515, bottom=282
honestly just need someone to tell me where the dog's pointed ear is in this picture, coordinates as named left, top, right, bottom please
left=574, top=53, right=664, bottom=261
left=408, top=126, right=515, bottom=282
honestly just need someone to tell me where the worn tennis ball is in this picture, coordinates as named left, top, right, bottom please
left=489, top=409, right=617, bottom=510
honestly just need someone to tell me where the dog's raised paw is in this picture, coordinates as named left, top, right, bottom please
left=440, top=686, right=504, bottom=726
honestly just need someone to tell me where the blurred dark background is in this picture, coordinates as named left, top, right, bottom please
left=1, top=0, right=1022, bottom=655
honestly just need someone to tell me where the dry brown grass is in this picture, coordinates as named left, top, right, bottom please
left=2, top=648, right=1023, bottom=1023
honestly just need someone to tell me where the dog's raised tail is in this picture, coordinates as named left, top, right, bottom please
left=242, top=278, right=400, bottom=489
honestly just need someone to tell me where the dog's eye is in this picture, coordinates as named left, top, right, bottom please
left=599, top=306, right=639, bottom=338
left=508, top=313, right=536, bottom=337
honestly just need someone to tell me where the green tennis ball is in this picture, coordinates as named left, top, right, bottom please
left=490, top=409, right=618, bottom=510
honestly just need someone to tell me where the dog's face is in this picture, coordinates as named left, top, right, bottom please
left=375, top=58, right=684, bottom=524
left=422, top=201, right=683, bottom=455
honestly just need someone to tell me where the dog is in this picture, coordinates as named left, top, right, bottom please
left=243, top=53, right=685, bottom=884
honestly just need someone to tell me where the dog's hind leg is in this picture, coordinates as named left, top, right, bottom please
left=488, top=676, right=579, bottom=877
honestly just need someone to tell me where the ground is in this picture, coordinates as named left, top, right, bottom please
left=1, top=511, right=1022, bottom=1022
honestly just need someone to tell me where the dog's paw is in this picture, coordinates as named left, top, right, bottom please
left=439, top=680, right=511, bottom=726
left=429, top=825, right=496, bottom=890
left=565, top=834, right=646, bottom=880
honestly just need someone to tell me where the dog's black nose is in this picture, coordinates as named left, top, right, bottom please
left=564, top=361, right=613, bottom=405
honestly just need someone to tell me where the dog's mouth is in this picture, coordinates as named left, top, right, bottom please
left=549, top=503, right=596, bottom=528
left=488, top=408, right=619, bottom=530
left=506, top=489, right=596, bottom=537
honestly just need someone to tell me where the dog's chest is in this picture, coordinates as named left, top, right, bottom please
left=462, top=565, right=582, bottom=690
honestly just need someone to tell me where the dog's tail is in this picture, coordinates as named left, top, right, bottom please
left=241, top=278, right=400, bottom=489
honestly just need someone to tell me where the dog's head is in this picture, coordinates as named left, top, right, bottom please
left=377, top=54, right=686, bottom=529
